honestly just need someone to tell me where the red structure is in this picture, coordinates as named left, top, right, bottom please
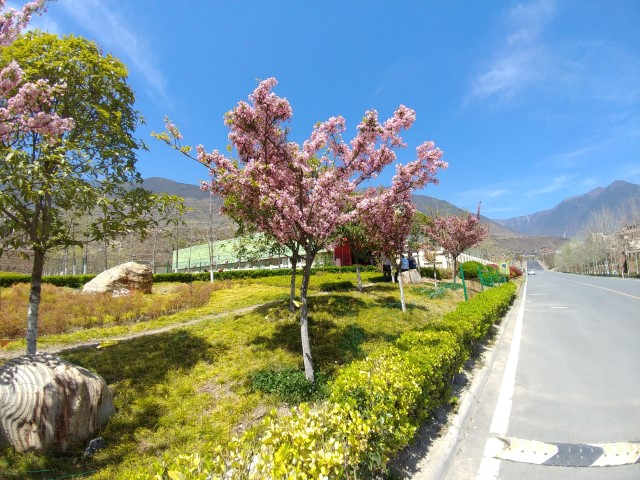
left=333, top=241, right=353, bottom=267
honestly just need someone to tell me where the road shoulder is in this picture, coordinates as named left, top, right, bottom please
left=390, top=282, right=525, bottom=479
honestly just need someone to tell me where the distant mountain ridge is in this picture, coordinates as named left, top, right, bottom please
left=496, top=180, right=640, bottom=238
left=142, top=177, right=517, bottom=236
left=143, top=177, right=211, bottom=201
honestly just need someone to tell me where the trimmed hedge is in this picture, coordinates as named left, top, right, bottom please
left=418, top=266, right=453, bottom=280
left=0, top=265, right=380, bottom=288
left=0, top=273, right=96, bottom=288
left=148, top=281, right=518, bottom=479
left=155, top=265, right=378, bottom=283
left=460, top=260, right=485, bottom=279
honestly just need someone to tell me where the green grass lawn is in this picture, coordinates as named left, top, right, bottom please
left=0, top=270, right=464, bottom=479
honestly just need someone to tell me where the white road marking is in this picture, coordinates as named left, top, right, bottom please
left=565, top=280, right=640, bottom=300
left=475, top=281, right=528, bottom=479
left=490, top=437, right=640, bottom=467
left=592, top=442, right=640, bottom=466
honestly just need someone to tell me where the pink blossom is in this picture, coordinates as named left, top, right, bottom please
left=0, top=2, right=73, bottom=144
left=422, top=204, right=488, bottom=279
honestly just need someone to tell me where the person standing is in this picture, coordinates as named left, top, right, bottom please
left=401, top=254, right=410, bottom=272
left=382, top=256, right=392, bottom=281
left=396, top=254, right=409, bottom=282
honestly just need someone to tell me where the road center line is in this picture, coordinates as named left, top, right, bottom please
left=475, top=280, right=528, bottom=480
left=565, top=280, right=640, bottom=300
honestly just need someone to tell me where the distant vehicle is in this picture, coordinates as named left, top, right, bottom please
left=528, top=269, right=536, bottom=275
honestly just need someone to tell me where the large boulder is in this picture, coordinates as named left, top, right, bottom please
left=400, top=269, right=423, bottom=284
left=0, top=353, right=115, bottom=453
left=82, top=261, right=153, bottom=294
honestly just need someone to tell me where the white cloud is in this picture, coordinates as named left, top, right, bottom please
left=483, top=206, right=518, bottom=214
left=466, top=0, right=556, bottom=104
left=57, top=0, right=167, bottom=100
left=544, top=145, right=598, bottom=167
left=526, top=174, right=573, bottom=196
left=458, top=188, right=509, bottom=200
left=467, top=0, right=639, bottom=108
left=505, top=0, right=556, bottom=46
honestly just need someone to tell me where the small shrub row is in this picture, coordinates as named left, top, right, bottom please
left=0, top=273, right=96, bottom=288
left=509, top=265, right=523, bottom=278
left=418, top=267, right=453, bottom=280
left=150, top=281, right=517, bottom=479
left=459, top=260, right=484, bottom=279
left=460, top=261, right=511, bottom=283
left=154, top=265, right=378, bottom=283
left=0, top=265, right=381, bottom=288
left=250, top=368, right=329, bottom=405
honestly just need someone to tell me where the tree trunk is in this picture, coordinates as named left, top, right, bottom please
left=174, top=222, right=179, bottom=273
left=452, top=255, right=458, bottom=283
left=26, top=249, right=46, bottom=355
left=289, top=249, right=299, bottom=313
left=103, top=239, right=108, bottom=272
left=151, top=228, right=158, bottom=274
left=398, top=268, right=407, bottom=313
left=299, top=256, right=315, bottom=381
left=356, top=263, right=363, bottom=292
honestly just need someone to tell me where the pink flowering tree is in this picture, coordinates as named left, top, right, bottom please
left=156, top=78, right=446, bottom=381
left=0, top=1, right=67, bottom=138
left=358, top=179, right=429, bottom=312
left=422, top=204, right=488, bottom=282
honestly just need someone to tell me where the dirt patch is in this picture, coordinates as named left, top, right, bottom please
left=231, top=404, right=291, bottom=438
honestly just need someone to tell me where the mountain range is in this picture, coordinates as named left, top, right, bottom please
left=141, top=177, right=640, bottom=253
left=495, top=180, right=640, bottom=238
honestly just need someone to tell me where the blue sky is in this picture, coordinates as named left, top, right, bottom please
left=28, top=0, right=639, bottom=219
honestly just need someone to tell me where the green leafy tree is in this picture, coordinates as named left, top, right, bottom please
left=0, top=32, right=181, bottom=354
left=335, top=220, right=377, bottom=292
left=407, top=210, right=429, bottom=266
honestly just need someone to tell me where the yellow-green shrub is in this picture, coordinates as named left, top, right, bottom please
left=151, top=282, right=517, bottom=479
left=329, top=347, right=424, bottom=469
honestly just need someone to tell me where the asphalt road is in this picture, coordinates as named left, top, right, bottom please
left=445, top=271, right=640, bottom=480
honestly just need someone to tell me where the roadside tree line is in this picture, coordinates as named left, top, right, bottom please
left=556, top=203, right=640, bottom=276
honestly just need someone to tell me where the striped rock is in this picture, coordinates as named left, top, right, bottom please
left=0, top=353, right=114, bottom=453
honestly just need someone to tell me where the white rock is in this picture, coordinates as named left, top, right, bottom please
left=82, top=261, right=153, bottom=294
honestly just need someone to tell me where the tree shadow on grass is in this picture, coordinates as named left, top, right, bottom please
left=61, top=330, right=227, bottom=466
left=251, top=318, right=368, bottom=372
left=0, top=330, right=226, bottom=479
left=62, top=329, right=225, bottom=390
left=310, top=294, right=367, bottom=317
left=372, top=295, right=429, bottom=313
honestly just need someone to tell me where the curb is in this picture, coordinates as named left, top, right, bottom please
left=409, top=285, right=524, bottom=479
